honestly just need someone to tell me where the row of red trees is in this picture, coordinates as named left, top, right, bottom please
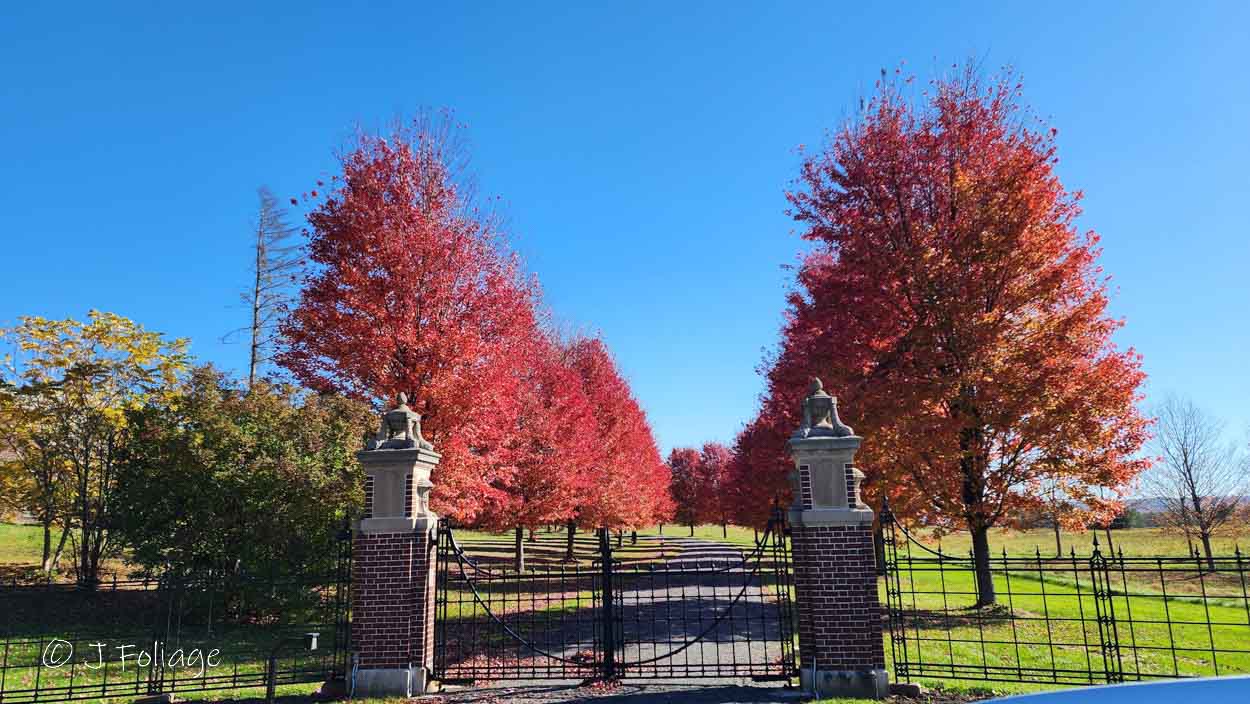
left=666, top=443, right=733, bottom=536
left=277, top=116, right=672, bottom=567
left=277, top=67, right=1151, bottom=606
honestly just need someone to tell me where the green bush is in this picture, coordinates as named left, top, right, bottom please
left=113, top=366, right=372, bottom=592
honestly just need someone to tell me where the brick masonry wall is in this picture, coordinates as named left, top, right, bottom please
left=791, top=523, right=885, bottom=671
left=351, top=529, right=436, bottom=670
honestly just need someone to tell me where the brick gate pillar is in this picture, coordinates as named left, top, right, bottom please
left=351, top=394, right=440, bottom=697
left=787, top=379, right=888, bottom=699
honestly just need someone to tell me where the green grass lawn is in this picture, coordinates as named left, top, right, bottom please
left=0, top=523, right=134, bottom=585
left=0, top=522, right=44, bottom=563
left=912, top=525, right=1250, bottom=559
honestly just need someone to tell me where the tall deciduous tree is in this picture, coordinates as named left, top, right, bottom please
left=1, top=312, right=188, bottom=585
left=698, top=442, right=733, bottom=538
left=0, top=386, right=69, bottom=573
left=476, top=334, right=599, bottom=570
left=278, top=116, right=540, bottom=524
left=225, top=186, right=302, bottom=390
left=667, top=447, right=702, bottom=536
left=566, top=337, right=672, bottom=536
left=733, top=67, right=1150, bottom=606
left=667, top=443, right=733, bottom=537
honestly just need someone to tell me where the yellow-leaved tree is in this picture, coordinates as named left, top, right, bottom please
left=1, top=311, right=187, bottom=585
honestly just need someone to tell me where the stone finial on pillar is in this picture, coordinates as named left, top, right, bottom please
left=787, top=379, right=887, bottom=699
left=351, top=394, right=441, bottom=697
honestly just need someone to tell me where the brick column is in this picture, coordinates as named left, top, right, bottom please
left=787, top=379, right=887, bottom=698
left=351, top=397, right=441, bottom=697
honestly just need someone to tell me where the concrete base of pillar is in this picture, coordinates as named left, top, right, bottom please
left=800, top=667, right=889, bottom=699
left=353, top=665, right=431, bottom=697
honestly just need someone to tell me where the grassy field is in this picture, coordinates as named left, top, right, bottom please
left=908, top=525, right=1250, bottom=558
left=0, top=522, right=44, bottom=563
left=0, top=523, right=134, bottom=585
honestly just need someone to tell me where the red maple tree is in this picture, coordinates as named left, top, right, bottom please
left=667, top=447, right=702, bottom=535
left=698, top=442, right=734, bottom=538
left=475, top=333, right=599, bottom=569
left=566, top=337, right=672, bottom=535
left=732, top=67, right=1151, bottom=605
left=277, top=117, right=541, bottom=523
left=667, top=442, right=733, bottom=536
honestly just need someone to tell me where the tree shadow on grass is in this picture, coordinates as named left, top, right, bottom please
left=894, top=603, right=1018, bottom=628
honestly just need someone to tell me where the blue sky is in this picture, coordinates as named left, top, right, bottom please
left=2, top=2, right=1247, bottom=454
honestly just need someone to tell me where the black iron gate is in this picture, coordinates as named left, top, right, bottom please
left=0, top=532, right=352, bottom=703
left=433, top=511, right=797, bottom=683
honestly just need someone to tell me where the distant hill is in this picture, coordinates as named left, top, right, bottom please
left=1126, top=496, right=1250, bottom=514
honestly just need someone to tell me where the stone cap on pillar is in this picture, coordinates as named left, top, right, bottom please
left=787, top=378, right=873, bottom=527
left=356, top=394, right=441, bottom=535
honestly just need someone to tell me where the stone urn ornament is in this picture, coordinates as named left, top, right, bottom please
left=366, top=392, right=434, bottom=450
left=793, top=377, right=855, bottom=439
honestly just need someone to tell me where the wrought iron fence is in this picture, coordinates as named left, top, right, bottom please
left=0, top=536, right=351, bottom=703
left=882, top=504, right=1250, bottom=686
left=434, top=510, right=797, bottom=683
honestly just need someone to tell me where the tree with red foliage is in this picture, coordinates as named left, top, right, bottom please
left=476, top=333, right=599, bottom=570
left=278, top=116, right=541, bottom=524
left=667, top=443, right=733, bottom=537
left=667, top=447, right=702, bottom=536
left=564, top=337, right=672, bottom=553
left=732, top=67, right=1151, bottom=605
left=698, top=442, right=734, bottom=538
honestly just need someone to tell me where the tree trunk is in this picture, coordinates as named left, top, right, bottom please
left=564, top=520, right=576, bottom=562
left=721, top=523, right=727, bottom=539
left=689, top=524, right=694, bottom=537
left=1103, top=524, right=1115, bottom=556
left=527, top=527, right=536, bottom=543
left=630, top=530, right=637, bottom=545
left=1053, top=521, right=1062, bottom=558
left=40, top=520, right=53, bottom=573
left=79, top=494, right=94, bottom=587
left=49, top=524, right=69, bottom=573
left=248, top=220, right=265, bottom=390
left=616, top=530, right=623, bottom=548
left=1200, top=531, right=1216, bottom=572
left=971, top=524, right=997, bottom=607
left=514, top=527, right=525, bottom=572
left=658, top=524, right=663, bottom=535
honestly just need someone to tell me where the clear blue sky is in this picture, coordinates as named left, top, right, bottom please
left=2, top=2, right=1248, bottom=454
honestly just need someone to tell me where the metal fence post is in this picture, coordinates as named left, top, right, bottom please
left=599, top=528, right=617, bottom=680
left=1089, top=538, right=1123, bottom=684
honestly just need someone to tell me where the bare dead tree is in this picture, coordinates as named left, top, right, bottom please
left=1144, top=396, right=1246, bottom=571
left=224, top=187, right=302, bottom=389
